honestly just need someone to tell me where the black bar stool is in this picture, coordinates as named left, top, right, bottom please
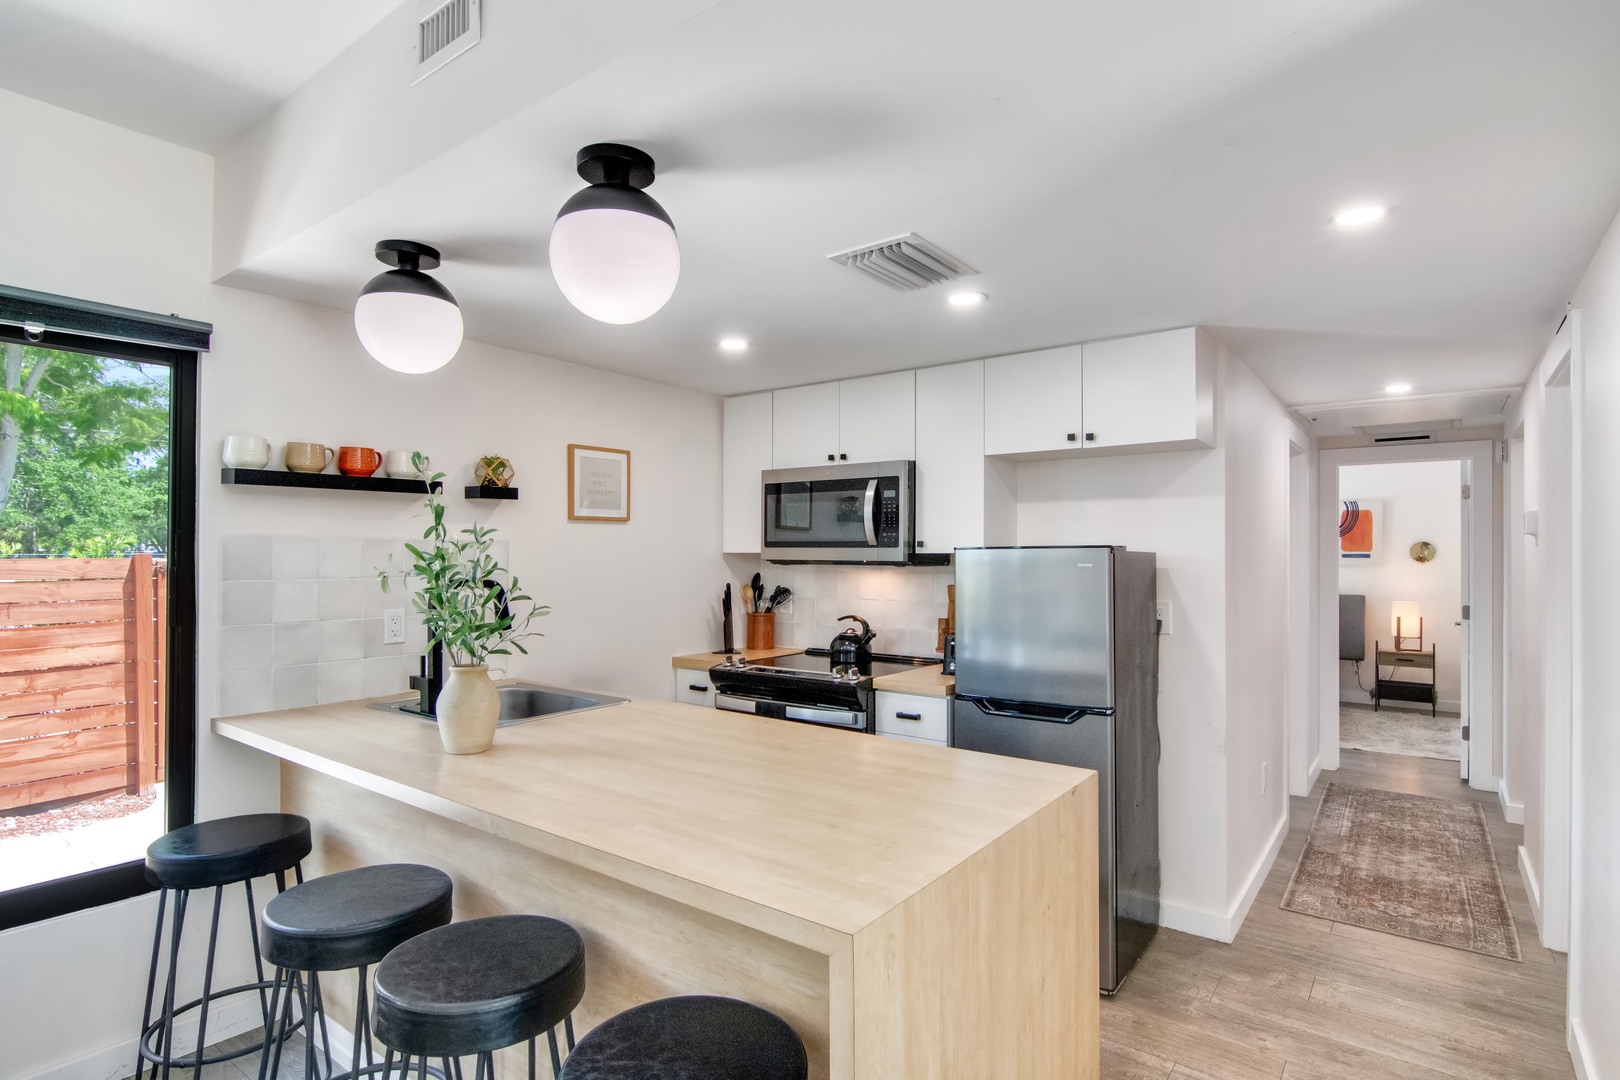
left=258, top=862, right=454, bottom=1080
left=137, top=813, right=313, bottom=1080
left=558, top=996, right=807, bottom=1080
left=373, top=914, right=586, bottom=1080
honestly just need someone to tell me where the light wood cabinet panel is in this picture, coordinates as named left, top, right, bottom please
left=838, top=371, right=915, bottom=463
left=723, top=392, right=774, bottom=553
left=914, top=360, right=984, bottom=554
left=1080, top=327, right=1212, bottom=450
left=983, top=344, right=1085, bottom=455
left=773, top=383, right=842, bottom=468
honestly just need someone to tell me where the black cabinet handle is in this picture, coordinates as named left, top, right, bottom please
left=839, top=453, right=847, bottom=460
left=1066, top=432, right=1077, bottom=442
left=1085, top=432, right=1097, bottom=442
left=895, top=711, right=923, bottom=721
left=827, top=454, right=835, bottom=461
left=689, top=684, right=710, bottom=693
left=916, top=540, right=926, bottom=548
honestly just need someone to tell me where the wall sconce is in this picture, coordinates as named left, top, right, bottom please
left=1391, top=601, right=1423, bottom=651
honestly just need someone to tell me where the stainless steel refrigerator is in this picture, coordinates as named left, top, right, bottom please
left=952, top=545, right=1160, bottom=993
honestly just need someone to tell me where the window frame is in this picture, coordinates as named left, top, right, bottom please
left=0, top=328, right=198, bottom=930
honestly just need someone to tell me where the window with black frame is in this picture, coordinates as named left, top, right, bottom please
left=0, top=288, right=203, bottom=930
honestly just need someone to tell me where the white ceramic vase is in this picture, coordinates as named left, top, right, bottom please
left=436, top=664, right=498, bottom=754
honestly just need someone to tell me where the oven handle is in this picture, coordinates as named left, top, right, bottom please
left=715, top=693, right=867, bottom=729
left=862, top=479, right=878, bottom=547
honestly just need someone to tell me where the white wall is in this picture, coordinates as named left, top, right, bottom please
left=1337, top=460, right=1464, bottom=711
left=0, top=87, right=730, bottom=1080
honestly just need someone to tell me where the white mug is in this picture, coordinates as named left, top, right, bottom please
left=385, top=450, right=427, bottom=479
left=222, top=434, right=271, bottom=470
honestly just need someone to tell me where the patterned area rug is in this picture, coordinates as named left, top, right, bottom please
left=1340, top=704, right=1461, bottom=760
left=1281, top=783, right=1520, bottom=960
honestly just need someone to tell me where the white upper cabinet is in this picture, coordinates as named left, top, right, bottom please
left=982, top=344, right=1085, bottom=456
left=722, top=392, right=773, bottom=553
left=771, top=382, right=841, bottom=468
left=839, top=371, right=915, bottom=463
left=1081, top=327, right=1212, bottom=450
left=915, top=360, right=985, bottom=554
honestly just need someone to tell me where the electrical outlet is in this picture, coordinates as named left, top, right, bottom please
left=1261, top=762, right=1268, bottom=794
left=1155, top=600, right=1172, bottom=635
left=383, top=609, right=406, bottom=645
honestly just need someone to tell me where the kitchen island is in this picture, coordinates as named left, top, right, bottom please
left=213, top=692, right=1097, bottom=1079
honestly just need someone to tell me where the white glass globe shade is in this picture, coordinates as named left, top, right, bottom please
left=354, top=290, right=464, bottom=374
left=549, top=207, right=680, bottom=324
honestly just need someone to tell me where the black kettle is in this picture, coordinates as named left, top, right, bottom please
left=829, top=615, right=876, bottom=671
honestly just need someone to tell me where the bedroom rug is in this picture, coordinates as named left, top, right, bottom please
left=1281, top=783, right=1520, bottom=960
left=1340, top=704, right=1461, bottom=760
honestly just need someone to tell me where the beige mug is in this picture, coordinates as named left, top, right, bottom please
left=284, top=441, right=334, bottom=474
left=384, top=450, right=427, bottom=479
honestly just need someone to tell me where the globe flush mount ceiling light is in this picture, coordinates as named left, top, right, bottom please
left=354, top=240, right=463, bottom=374
left=1331, top=204, right=1389, bottom=229
left=549, top=143, right=680, bottom=324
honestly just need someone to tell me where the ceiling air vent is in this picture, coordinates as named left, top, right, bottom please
left=828, top=233, right=977, bottom=291
left=413, top=0, right=481, bottom=85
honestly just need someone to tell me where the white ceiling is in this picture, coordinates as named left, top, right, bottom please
left=12, top=0, right=1620, bottom=411
left=0, top=0, right=402, bottom=149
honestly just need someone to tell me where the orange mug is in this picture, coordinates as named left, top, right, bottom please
left=337, top=446, right=382, bottom=477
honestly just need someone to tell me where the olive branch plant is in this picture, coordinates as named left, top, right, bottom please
left=378, top=453, right=549, bottom=667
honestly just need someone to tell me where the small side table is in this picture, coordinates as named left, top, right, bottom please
left=1373, top=643, right=1437, bottom=716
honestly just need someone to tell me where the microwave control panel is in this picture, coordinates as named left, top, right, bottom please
left=877, top=480, right=900, bottom=547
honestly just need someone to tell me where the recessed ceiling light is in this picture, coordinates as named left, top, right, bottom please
left=719, top=337, right=749, bottom=352
left=948, top=291, right=987, bottom=307
left=1385, top=382, right=1412, bottom=394
left=1331, top=204, right=1389, bottom=229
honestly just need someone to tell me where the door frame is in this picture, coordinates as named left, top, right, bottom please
left=1315, top=440, right=1497, bottom=789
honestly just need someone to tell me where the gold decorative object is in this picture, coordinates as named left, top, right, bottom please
left=474, top=455, right=515, bottom=488
left=1409, top=541, right=1437, bottom=564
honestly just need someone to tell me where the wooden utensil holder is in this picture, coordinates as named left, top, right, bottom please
left=745, top=611, right=776, bottom=651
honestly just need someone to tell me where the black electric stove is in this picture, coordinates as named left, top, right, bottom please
left=708, top=648, right=937, bottom=732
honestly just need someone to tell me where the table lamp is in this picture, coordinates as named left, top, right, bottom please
left=1391, top=601, right=1423, bottom=651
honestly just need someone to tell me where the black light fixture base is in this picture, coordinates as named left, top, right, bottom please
left=374, top=239, right=442, bottom=271
left=576, top=143, right=656, bottom=189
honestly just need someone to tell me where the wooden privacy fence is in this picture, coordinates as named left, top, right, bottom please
left=0, top=556, right=167, bottom=812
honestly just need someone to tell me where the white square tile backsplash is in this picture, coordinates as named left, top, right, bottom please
left=218, top=535, right=424, bottom=718
left=753, top=565, right=953, bottom=656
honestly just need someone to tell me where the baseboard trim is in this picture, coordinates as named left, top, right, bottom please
left=1306, top=753, right=1322, bottom=794
left=1520, top=844, right=1545, bottom=939
left=1568, top=1015, right=1595, bottom=1080
left=20, top=995, right=264, bottom=1080
left=1498, top=779, right=1525, bottom=824
left=1162, top=813, right=1289, bottom=944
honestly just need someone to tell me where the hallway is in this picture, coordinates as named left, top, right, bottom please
left=1100, top=750, right=1571, bottom=1079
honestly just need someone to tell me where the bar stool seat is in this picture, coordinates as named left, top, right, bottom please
left=145, top=813, right=312, bottom=891
left=259, top=863, right=454, bottom=1080
left=558, top=996, right=807, bottom=1080
left=374, top=914, right=586, bottom=1076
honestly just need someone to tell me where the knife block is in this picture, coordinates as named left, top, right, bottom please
left=745, top=611, right=776, bottom=651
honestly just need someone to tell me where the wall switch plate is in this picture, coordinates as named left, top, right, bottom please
left=383, top=609, right=406, bottom=645
left=1155, top=600, right=1172, bottom=635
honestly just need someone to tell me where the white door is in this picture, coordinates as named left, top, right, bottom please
left=983, top=344, right=1084, bottom=455
left=839, top=370, right=915, bottom=463
left=1457, top=460, right=1472, bottom=783
left=1080, top=328, right=1200, bottom=448
left=771, top=382, right=840, bottom=468
left=722, top=392, right=773, bottom=553
left=915, top=360, right=985, bottom=555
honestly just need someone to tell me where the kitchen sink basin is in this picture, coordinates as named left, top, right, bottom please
left=368, top=682, right=628, bottom=726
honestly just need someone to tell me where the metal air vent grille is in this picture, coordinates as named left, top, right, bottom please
left=413, top=0, right=481, bottom=84
left=828, top=233, right=977, bottom=291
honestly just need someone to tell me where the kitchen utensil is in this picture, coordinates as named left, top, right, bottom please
left=745, top=611, right=776, bottom=650
left=385, top=450, right=427, bottom=479
left=337, top=446, right=382, bottom=477
left=222, top=434, right=271, bottom=469
left=284, top=442, right=334, bottom=474
left=829, top=615, right=876, bottom=670
left=741, top=580, right=757, bottom=613
left=721, top=584, right=737, bottom=654
left=751, top=573, right=763, bottom=613
left=765, top=585, right=792, bottom=612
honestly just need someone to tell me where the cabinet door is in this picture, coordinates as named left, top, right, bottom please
left=874, top=691, right=950, bottom=743
left=772, top=383, right=841, bottom=468
left=915, top=360, right=984, bottom=554
left=838, top=371, right=915, bottom=463
left=983, top=344, right=1085, bottom=455
left=1081, top=327, right=1209, bottom=449
left=672, top=667, right=716, bottom=708
left=722, top=392, right=774, bottom=553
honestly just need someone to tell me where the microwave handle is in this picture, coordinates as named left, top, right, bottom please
left=863, top=479, right=878, bottom=546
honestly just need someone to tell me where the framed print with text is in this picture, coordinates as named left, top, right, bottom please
left=568, top=444, right=630, bottom=522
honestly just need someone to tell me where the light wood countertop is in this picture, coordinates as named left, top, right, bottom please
left=671, top=647, right=802, bottom=670
left=870, top=664, right=954, bottom=697
left=213, top=692, right=1084, bottom=939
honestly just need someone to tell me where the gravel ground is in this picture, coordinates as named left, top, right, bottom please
left=0, top=789, right=158, bottom=838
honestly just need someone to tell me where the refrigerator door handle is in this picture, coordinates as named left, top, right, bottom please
left=961, top=696, right=1113, bottom=724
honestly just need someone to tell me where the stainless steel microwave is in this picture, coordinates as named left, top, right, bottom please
left=761, top=460, right=914, bottom=564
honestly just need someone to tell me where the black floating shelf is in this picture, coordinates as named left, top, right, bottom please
left=221, top=468, right=441, bottom=495
left=464, top=485, right=519, bottom=501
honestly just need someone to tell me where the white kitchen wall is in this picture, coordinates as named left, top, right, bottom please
left=721, top=557, right=951, bottom=656
left=1335, top=460, right=1464, bottom=710
left=0, top=86, right=731, bottom=1080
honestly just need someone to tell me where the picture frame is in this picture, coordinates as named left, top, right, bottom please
left=567, top=444, right=630, bottom=522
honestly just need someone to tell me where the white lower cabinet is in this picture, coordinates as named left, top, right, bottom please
left=672, top=667, right=717, bottom=708
left=874, top=691, right=949, bottom=745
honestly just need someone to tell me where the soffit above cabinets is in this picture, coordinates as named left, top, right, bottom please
left=1293, top=388, right=1517, bottom=438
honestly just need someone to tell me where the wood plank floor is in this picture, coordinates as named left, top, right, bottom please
left=1100, top=750, right=1573, bottom=1080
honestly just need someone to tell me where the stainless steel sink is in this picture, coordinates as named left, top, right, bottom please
left=368, top=681, right=628, bottom=726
